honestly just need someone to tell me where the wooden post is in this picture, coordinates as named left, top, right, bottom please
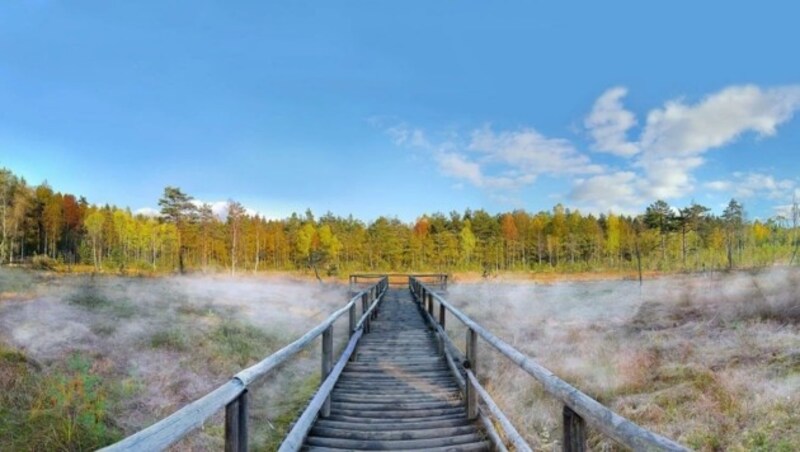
left=439, top=303, right=446, bottom=328
left=361, top=293, right=370, bottom=334
left=465, top=328, right=478, bottom=419
left=563, top=405, right=586, bottom=452
left=321, top=326, right=333, bottom=417
left=371, top=283, right=379, bottom=320
left=427, top=292, right=433, bottom=317
left=225, top=391, right=248, bottom=452
left=348, top=303, right=356, bottom=336
left=238, top=390, right=248, bottom=450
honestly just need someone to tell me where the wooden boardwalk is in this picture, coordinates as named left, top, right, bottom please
left=303, top=288, right=489, bottom=451
left=104, top=275, right=687, bottom=452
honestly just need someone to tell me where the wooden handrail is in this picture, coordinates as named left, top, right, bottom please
left=102, top=277, right=388, bottom=452
left=409, top=277, right=688, bottom=452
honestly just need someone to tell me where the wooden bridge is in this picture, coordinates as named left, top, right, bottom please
left=103, top=274, right=688, bottom=452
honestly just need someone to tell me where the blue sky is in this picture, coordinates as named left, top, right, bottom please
left=1, top=1, right=799, bottom=221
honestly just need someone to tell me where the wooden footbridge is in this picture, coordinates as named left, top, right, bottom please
left=103, top=274, right=687, bottom=452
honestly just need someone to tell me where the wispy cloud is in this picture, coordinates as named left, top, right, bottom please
left=705, top=172, right=795, bottom=200
left=383, top=83, right=800, bottom=214
left=576, top=84, right=800, bottom=212
left=385, top=124, right=601, bottom=195
left=585, top=86, right=639, bottom=157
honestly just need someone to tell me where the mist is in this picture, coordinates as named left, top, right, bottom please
left=0, top=269, right=350, bottom=449
left=443, top=268, right=800, bottom=450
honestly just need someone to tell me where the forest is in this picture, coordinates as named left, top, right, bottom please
left=1, top=167, right=798, bottom=276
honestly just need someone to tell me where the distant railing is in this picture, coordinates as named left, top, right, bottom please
left=409, top=277, right=688, bottom=452
left=102, top=277, right=389, bottom=452
left=350, top=272, right=447, bottom=292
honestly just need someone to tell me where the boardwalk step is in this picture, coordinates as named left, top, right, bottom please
left=309, top=425, right=480, bottom=441
left=302, top=288, right=486, bottom=451
left=304, top=441, right=491, bottom=451
left=305, top=432, right=486, bottom=450
left=314, top=418, right=472, bottom=431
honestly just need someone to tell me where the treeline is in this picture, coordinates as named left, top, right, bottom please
left=1, top=167, right=798, bottom=275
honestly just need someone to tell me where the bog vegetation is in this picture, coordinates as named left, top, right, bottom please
left=0, top=270, right=348, bottom=450
left=445, top=270, right=800, bottom=451
left=2, top=167, right=799, bottom=277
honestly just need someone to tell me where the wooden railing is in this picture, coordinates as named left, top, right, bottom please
left=409, top=277, right=688, bottom=452
left=101, top=277, right=389, bottom=452
left=349, top=272, right=447, bottom=292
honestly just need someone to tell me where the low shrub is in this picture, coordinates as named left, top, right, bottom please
left=0, top=347, right=121, bottom=450
left=31, top=255, right=58, bottom=271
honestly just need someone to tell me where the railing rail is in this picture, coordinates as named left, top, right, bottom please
left=409, top=277, right=688, bottom=452
left=350, top=272, right=447, bottom=291
left=102, top=277, right=389, bottom=452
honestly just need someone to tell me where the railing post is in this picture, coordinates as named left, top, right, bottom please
left=349, top=303, right=356, bottom=336
left=465, top=328, right=478, bottom=419
left=321, top=326, right=333, bottom=417
left=225, top=390, right=248, bottom=452
left=563, top=405, right=586, bottom=452
left=361, top=293, right=369, bottom=334
left=371, top=283, right=379, bottom=320
left=427, top=292, right=433, bottom=317
left=439, top=302, right=446, bottom=328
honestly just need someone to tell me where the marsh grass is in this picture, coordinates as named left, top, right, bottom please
left=445, top=269, right=800, bottom=451
left=149, top=327, right=190, bottom=351
left=0, top=344, right=121, bottom=451
left=0, top=268, right=349, bottom=450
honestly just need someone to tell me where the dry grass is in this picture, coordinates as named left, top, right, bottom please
left=0, top=268, right=350, bottom=450
left=445, top=268, right=800, bottom=451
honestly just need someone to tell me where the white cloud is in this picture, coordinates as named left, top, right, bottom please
left=386, top=124, right=602, bottom=191
left=585, top=87, right=639, bottom=156
left=705, top=172, right=794, bottom=200
left=574, top=84, right=800, bottom=212
left=386, top=123, right=430, bottom=148
left=636, top=155, right=705, bottom=199
left=436, top=152, right=485, bottom=187
left=640, top=85, right=800, bottom=156
left=704, top=180, right=732, bottom=191
left=469, top=126, right=602, bottom=176
left=383, top=84, right=800, bottom=214
left=134, top=207, right=160, bottom=217
left=569, top=171, right=641, bottom=214
left=192, top=200, right=260, bottom=219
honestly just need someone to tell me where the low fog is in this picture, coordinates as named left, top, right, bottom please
left=2, top=268, right=798, bottom=450
left=0, top=270, right=349, bottom=449
left=445, top=268, right=800, bottom=449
